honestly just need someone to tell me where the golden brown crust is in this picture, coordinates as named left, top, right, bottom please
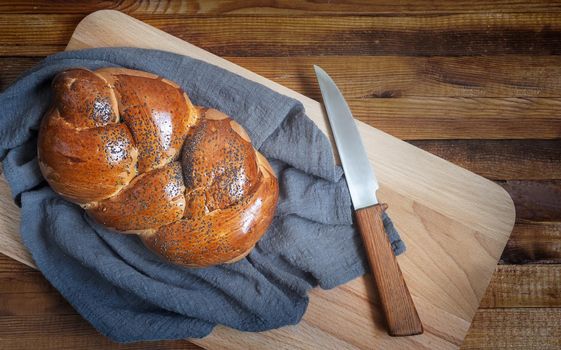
left=38, top=67, right=279, bottom=267
left=87, top=162, right=186, bottom=232
left=142, top=154, right=278, bottom=267
left=181, top=109, right=260, bottom=212
left=38, top=109, right=137, bottom=204
left=52, top=69, right=119, bottom=129
left=106, top=70, right=198, bottom=172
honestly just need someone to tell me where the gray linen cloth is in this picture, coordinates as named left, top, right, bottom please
left=0, top=48, right=404, bottom=343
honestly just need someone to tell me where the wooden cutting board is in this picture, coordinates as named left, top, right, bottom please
left=0, top=10, right=515, bottom=350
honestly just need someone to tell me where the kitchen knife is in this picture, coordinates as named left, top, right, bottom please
left=314, top=65, right=423, bottom=337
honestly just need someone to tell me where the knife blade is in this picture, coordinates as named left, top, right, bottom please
left=314, top=65, right=423, bottom=337
left=313, top=66, right=379, bottom=210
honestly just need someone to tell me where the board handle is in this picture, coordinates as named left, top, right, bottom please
left=355, top=204, right=423, bottom=336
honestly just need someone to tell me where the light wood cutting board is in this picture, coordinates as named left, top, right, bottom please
left=0, top=10, right=515, bottom=350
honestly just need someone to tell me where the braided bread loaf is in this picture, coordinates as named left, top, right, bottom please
left=37, top=68, right=279, bottom=267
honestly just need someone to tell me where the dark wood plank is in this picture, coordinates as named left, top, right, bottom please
left=501, top=222, right=561, bottom=264
left=500, top=181, right=561, bottom=221
left=0, top=0, right=198, bottom=15
left=4, top=13, right=561, bottom=56
left=0, top=45, right=63, bottom=56
left=0, top=271, right=54, bottom=293
left=3, top=0, right=561, bottom=15
left=0, top=253, right=32, bottom=272
left=480, top=265, right=561, bottom=308
left=348, top=98, right=561, bottom=140
left=0, top=15, right=81, bottom=55
left=411, top=140, right=561, bottom=180
left=89, top=13, right=561, bottom=57
left=228, top=56, right=561, bottom=99
left=461, top=309, right=561, bottom=350
left=0, top=56, right=40, bottom=91
left=0, top=314, right=202, bottom=350
left=0, top=292, right=74, bottom=316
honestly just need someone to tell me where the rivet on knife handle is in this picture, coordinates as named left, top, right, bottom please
left=355, top=204, right=423, bottom=336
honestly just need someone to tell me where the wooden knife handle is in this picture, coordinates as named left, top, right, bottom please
left=355, top=204, right=423, bottom=336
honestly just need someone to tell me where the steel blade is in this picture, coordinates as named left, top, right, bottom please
left=314, top=65, right=379, bottom=209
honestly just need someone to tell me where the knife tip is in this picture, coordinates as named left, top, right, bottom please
left=313, top=64, right=324, bottom=76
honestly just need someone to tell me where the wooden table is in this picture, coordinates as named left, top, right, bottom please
left=0, top=1, right=560, bottom=349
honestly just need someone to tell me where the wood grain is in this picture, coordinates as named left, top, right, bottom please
left=0, top=292, right=74, bottom=316
left=228, top=56, right=561, bottom=99
left=0, top=271, right=55, bottom=294
left=0, top=0, right=198, bottom=15
left=6, top=56, right=561, bottom=98
left=0, top=15, right=80, bottom=55
left=355, top=205, right=423, bottom=336
left=0, top=176, right=33, bottom=268
left=0, top=253, right=31, bottom=272
left=0, top=57, right=39, bottom=90
left=139, top=13, right=561, bottom=57
left=4, top=13, right=561, bottom=56
left=480, top=265, right=561, bottom=308
left=500, top=181, right=561, bottom=222
left=501, top=222, right=561, bottom=264
left=462, top=309, right=561, bottom=350
left=6, top=55, right=561, bottom=97
left=347, top=98, right=561, bottom=140
left=411, top=140, right=561, bottom=180
left=0, top=314, right=202, bottom=350
left=3, top=0, right=561, bottom=15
